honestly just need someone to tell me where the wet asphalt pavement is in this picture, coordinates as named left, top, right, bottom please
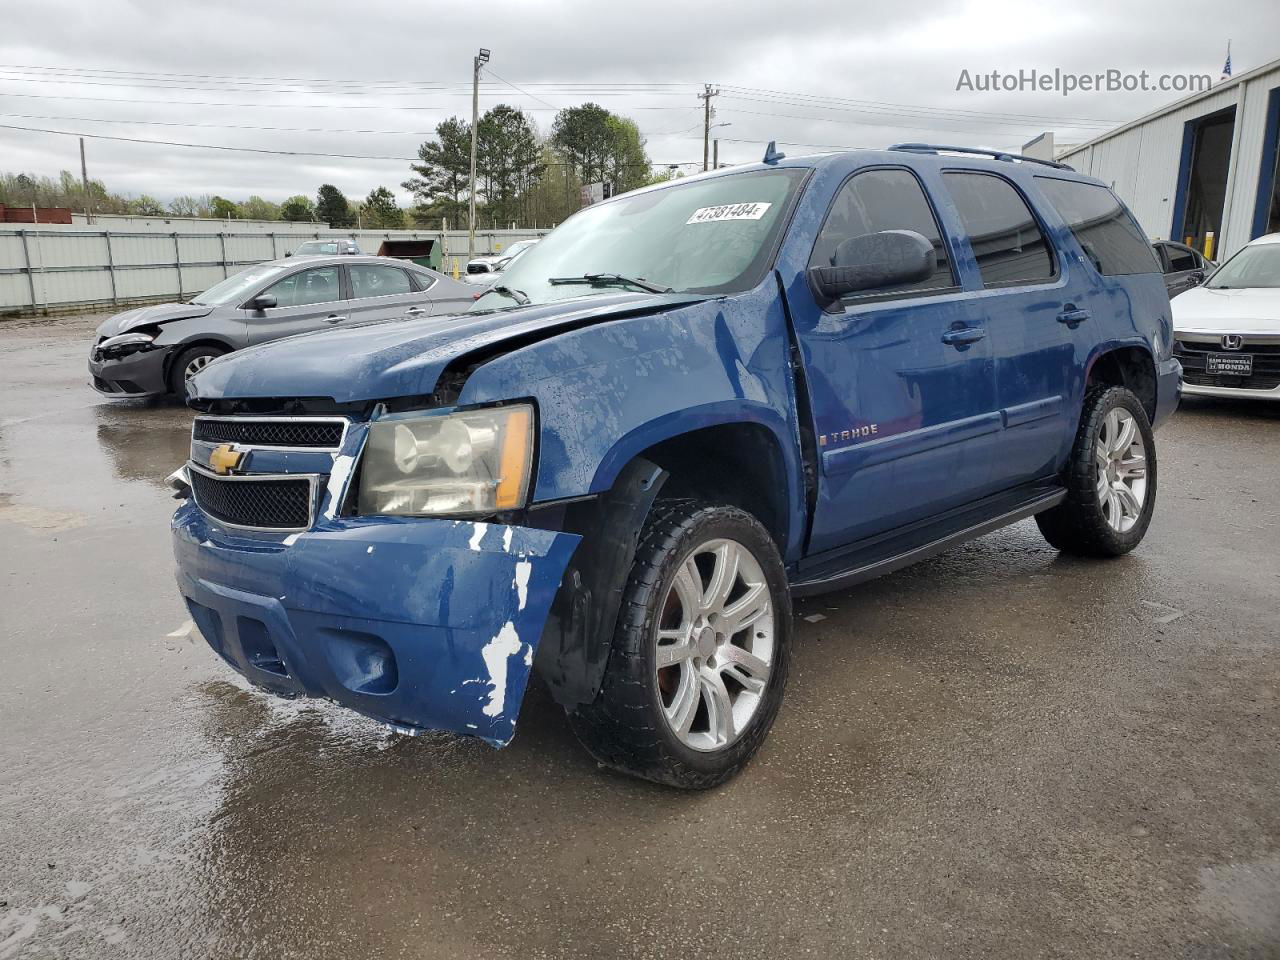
left=1, top=314, right=1277, bottom=960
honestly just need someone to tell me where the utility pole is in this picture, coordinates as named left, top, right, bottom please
left=79, top=137, right=93, bottom=224
left=468, top=48, right=490, bottom=263
left=699, top=84, right=720, bottom=171
left=713, top=139, right=719, bottom=170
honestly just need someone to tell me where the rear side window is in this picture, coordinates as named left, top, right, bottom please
left=1035, top=177, right=1161, bottom=276
left=811, top=168, right=956, bottom=297
left=349, top=264, right=412, bottom=299
left=943, top=172, right=1055, bottom=286
left=1165, top=245, right=1199, bottom=272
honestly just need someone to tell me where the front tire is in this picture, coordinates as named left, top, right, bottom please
left=568, top=501, right=792, bottom=789
left=169, top=344, right=227, bottom=396
left=1036, top=385, right=1157, bottom=557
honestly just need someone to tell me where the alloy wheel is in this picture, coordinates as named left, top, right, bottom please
left=654, top=538, right=775, bottom=752
left=184, top=355, right=213, bottom=381
left=1095, top=407, right=1147, bottom=533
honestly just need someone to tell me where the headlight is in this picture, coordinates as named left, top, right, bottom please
left=357, top=404, right=534, bottom=517
left=97, top=331, right=155, bottom=357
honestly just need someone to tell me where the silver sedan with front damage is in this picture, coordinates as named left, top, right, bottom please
left=88, top=255, right=475, bottom=399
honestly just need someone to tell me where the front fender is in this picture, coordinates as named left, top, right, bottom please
left=457, top=285, right=807, bottom=559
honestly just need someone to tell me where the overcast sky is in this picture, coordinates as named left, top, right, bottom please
left=2, top=0, right=1275, bottom=206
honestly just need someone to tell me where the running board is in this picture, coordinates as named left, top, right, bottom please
left=789, top=488, right=1066, bottom=597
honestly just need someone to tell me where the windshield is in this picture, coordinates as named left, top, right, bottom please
left=191, top=263, right=290, bottom=306
left=470, top=168, right=807, bottom=310
left=1205, top=243, right=1280, bottom=289
left=297, top=241, right=343, bottom=255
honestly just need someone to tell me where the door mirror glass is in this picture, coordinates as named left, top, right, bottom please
left=809, top=230, right=935, bottom=300
left=248, top=294, right=277, bottom=311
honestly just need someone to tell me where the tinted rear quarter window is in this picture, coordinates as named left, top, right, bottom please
left=1165, top=245, right=1199, bottom=272
left=943, top=171, right=1055, bottom=286
left=350, top=264, right=412, bottom=298
left=1035, top=177, right=1160, bottom=276
left=811, top=167, right=956, bottom=298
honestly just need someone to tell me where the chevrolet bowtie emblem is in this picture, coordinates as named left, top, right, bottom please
left=209, top=443, right=245, bottom=476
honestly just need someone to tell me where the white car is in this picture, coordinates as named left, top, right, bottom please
left=1172, top=233, right=1280, bottom=400
left=465, top=238, right=539, bottom=278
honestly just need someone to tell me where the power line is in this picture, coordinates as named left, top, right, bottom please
left=0, top=112, right=440, bottom=136
left=479, top=66, right=560, bottom=111
left=719, top=85, right=1120, bottom=127
left=0, top=71, right=700, bottom=97
left=0, top=91, right=689, bottom=112
left=0, top=63, right=1125, bottom=128
left=0, top=121, right=420, bottom=160
left=715, top=106, right=1111, bottom=135
left=0, top=63, right=699, bottom=88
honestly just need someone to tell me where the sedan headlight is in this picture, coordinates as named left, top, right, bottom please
left=97, top=331, right=155, bottom=357
left=358, top=404, right=534, bottom=517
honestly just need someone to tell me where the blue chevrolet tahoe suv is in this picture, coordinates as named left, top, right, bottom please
left=171, top=144, right=1180, bottom=788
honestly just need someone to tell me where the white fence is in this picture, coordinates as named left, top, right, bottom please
left=0, top=226, right=548, bottom=315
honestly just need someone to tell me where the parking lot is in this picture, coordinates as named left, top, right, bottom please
left=1, top=314, right=1278, bottom=959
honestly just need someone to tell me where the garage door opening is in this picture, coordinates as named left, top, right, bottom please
left=1174, top=107, right=1236, bottom=257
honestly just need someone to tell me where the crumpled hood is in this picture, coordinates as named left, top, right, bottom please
left=191, top=292, right=707, bottom=404
left=1172, top=285, right=1280, bottom=335
left=96, top=302, right=215, bottom=337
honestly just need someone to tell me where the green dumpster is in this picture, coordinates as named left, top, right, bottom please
left=377, top=239, right=444, bottom=272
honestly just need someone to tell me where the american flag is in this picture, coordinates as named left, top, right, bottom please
left=1220, top=42, right=1232, bottom=82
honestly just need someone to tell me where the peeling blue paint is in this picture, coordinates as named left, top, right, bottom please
left=173, top=502, right=579, bottom=746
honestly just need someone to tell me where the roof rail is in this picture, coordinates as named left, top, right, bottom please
left=888, top=142, right=1075, bottom=172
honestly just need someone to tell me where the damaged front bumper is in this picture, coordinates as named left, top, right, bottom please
left=172, top=502, right=580, bottom=745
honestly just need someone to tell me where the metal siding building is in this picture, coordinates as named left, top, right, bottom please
left=1054, top=58, right=1280, bottom=260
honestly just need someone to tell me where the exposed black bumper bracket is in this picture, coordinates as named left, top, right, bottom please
left=535, top=457, right=668, bottom=708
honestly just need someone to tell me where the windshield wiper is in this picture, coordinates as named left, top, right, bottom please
left=486, top=284, right=530, bottom=305
left=548, top=273, right=673, bottom=294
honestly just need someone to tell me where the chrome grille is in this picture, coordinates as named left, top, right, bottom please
left=193, top=417, right=347, bottom=450
left=189, top=464, right=317, bottom=531
left=1174, top=340, right=1280, bottom=390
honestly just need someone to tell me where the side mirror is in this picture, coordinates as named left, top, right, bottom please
left=284, top=251, right=293, bottom=257
left=247, top=294, right=277, bottom=311
left=809, top=230, right=934, bottom=302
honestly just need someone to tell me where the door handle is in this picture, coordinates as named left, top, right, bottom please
left=323, top=314, right=347, bottom=324
left=405, top=306, right=427, bottom=315
left=1057, top=305, right=1091, bottom=326
left=941, top=326, right=986, bottom=347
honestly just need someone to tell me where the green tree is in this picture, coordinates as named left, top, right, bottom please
left=604, top=115, right=652, bottom=193
left=209, top=196, right=239, bottom=219
left=478, top=104, right=545, bottom=226
left=239, top=195, right=281, bottom=221
left=522, top=144, right=582, bottom=227
left=402, top=117, right=472, bottom=224
left=279, top=195, right=315, bottom=222
left=129, top=195, right=165, bottom=216
left=168, top=195, right=201, bottom=217
left=551, top=104, right=653, bottom=201
left=315, top=184, right=354, bottom=227
left=362, top=186, right=405, bottom=229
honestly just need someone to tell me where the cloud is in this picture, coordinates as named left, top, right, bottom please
left=1, top=0, right=1271, bottom=203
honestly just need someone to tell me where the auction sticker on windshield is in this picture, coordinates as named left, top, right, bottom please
left=686, top=202, right=772, bottom=224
